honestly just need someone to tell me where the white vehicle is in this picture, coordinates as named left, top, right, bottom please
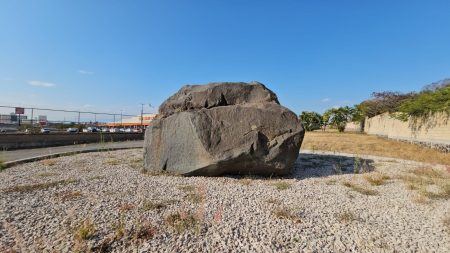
left=66, top=128, right=78, bottom=133
left=40, top=128, right=51, bottom=134
left=124, top=128, right=132, bottom=133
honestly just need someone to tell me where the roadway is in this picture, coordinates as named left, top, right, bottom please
left=1, top=140, right=144, bottom=165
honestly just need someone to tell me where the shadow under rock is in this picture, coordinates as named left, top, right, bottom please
left=287, top=153, right=375, bottom=180
left=226, top=153, right=375, bottom=180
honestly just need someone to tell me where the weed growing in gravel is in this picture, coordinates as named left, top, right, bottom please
left=185, top=187, right=206, bottom=204
left=141, top=200, right=175, bottom=211
left=165, top=212, right=201, bottom=233
left=353, top=157, right=372, bottom=174
left=36, top=172, right=59, bottom=177
left=272, top=207, right=301, bottom=223
left=401, top=167, right=450, bottom=201
left=332, top=162, right=343, bottom=174
left=412, top=193, right=430, bottom=204
left=178, top=184, right=195, bottom=192
left=239, top=178, right=253, bottom=186
left=133, top=221, right=156, bottom=241
left=0, top=159, right=6, bottom=171
left=338, top=210, right=357, bottom=223
left=444, top=216, right=450, bottom=234
left=272, top=181, right=292, bottom=190
left=364, top=173, right=390, bottom=186
left=2, top=179, right=77, bottom=193
left=128, top=158, right=144, bottom=170
left=325, top=179, right=337, bottom=185
left=55, top=190, right=83, bottom=202
left=119, top=203, right=136, bottom=213
left=41, top=159, right=57, bottom=166
left=75, top=219, right=96, bottom=241
left=105, top=158, right=120, bottom=166
left=112, top=218, right=126, bottom=239
left=342, top=182, right=378, bottom=195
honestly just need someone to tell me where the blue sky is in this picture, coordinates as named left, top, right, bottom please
left=1, top=0, right=450, bottom=121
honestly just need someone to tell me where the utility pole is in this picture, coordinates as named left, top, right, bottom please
left=31, top=108, right=34, bottom=127
left=140, top=103, right=144, bottom=130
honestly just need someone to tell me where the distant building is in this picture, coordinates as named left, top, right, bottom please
left=0, top=114, right=28, bottom=124
left=100, top=114, right=156, bottom=128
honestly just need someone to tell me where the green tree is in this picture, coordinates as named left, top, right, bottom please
left=397, top=84, right=450, bottom=119
left=323, top=106, right=355, bottom=132
left=299, top=111, right=322, bottom=131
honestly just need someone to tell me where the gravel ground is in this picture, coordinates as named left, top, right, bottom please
left=1, top=149, right=449, bottom=252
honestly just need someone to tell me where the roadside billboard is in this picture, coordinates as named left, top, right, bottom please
left=39, top=115, right=47, bottom=126
left=15, top=107, right=25, bottom=114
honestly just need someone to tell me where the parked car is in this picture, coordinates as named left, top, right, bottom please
left=101, top=128, right=109, bottom=133
left=66, top=128, right=78, bottom=133
left=40, top=128, right=51, bottom=134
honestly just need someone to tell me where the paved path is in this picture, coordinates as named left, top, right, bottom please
left=0, top=140, right=144, bottom=165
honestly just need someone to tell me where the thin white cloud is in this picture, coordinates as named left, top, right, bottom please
left=28, top=80, right=56, bottom=88
left=78, top=70, right=94, bottom=75
left=321, top=98, right=330, bottom=103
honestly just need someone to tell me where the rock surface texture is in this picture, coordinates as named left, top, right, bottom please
left=144, top=82, right=304, bottom=176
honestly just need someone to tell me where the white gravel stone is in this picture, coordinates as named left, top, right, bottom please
left=0, top=149, right=449, bottom=252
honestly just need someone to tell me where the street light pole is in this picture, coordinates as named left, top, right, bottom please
left=140, top=103, right=144, bottom=130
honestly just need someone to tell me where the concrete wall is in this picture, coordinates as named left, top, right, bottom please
left=345, top=121, right=363, bottom=132
left=364, top=112, right=450, bottom=151
left=0, top=133, right=144, bottom=150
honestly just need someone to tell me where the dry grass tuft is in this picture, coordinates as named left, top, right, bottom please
left=104, top=158, right=120, bottom=166
left=342, top=181, right=378, bottom=196
left=401, top=167, right=450, bottom=201
left=128, top=158, right=143, bottom=170
left=239, top=178, right=253, bottom=186
left=364, top=173, right=390, bottom=186
left=75, top=219, right=96, bottom=241
left=41, top=159, right=57, bottom=167
left=119, top=203, right=136, bottom=213
left=272, top=207, right=301, bottom=223
left=178, top=185, right=195, bottom=193
left=412, top=193, right=430, bottom=204
left=165, top=212, right=201, bottom=233
left=54, top=190, right=83, bottom=201
left=141, top=200, right=175, bottom=211
left=338, top=210, right=357, bottom=223
left=411, top=167, right=446, bottom=178
left=2, top=179, right=77, bottom=193
left=134, top=221, right=157, bottom=240
left=112, top=218, right=126, bottom=239
left=325, top=179, right=337, bottom=185
left=444, top=216, right=450, bottom=234
left=272, top=181, right=292, bottom=190
left=302, top=131, right=450, bottom=166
